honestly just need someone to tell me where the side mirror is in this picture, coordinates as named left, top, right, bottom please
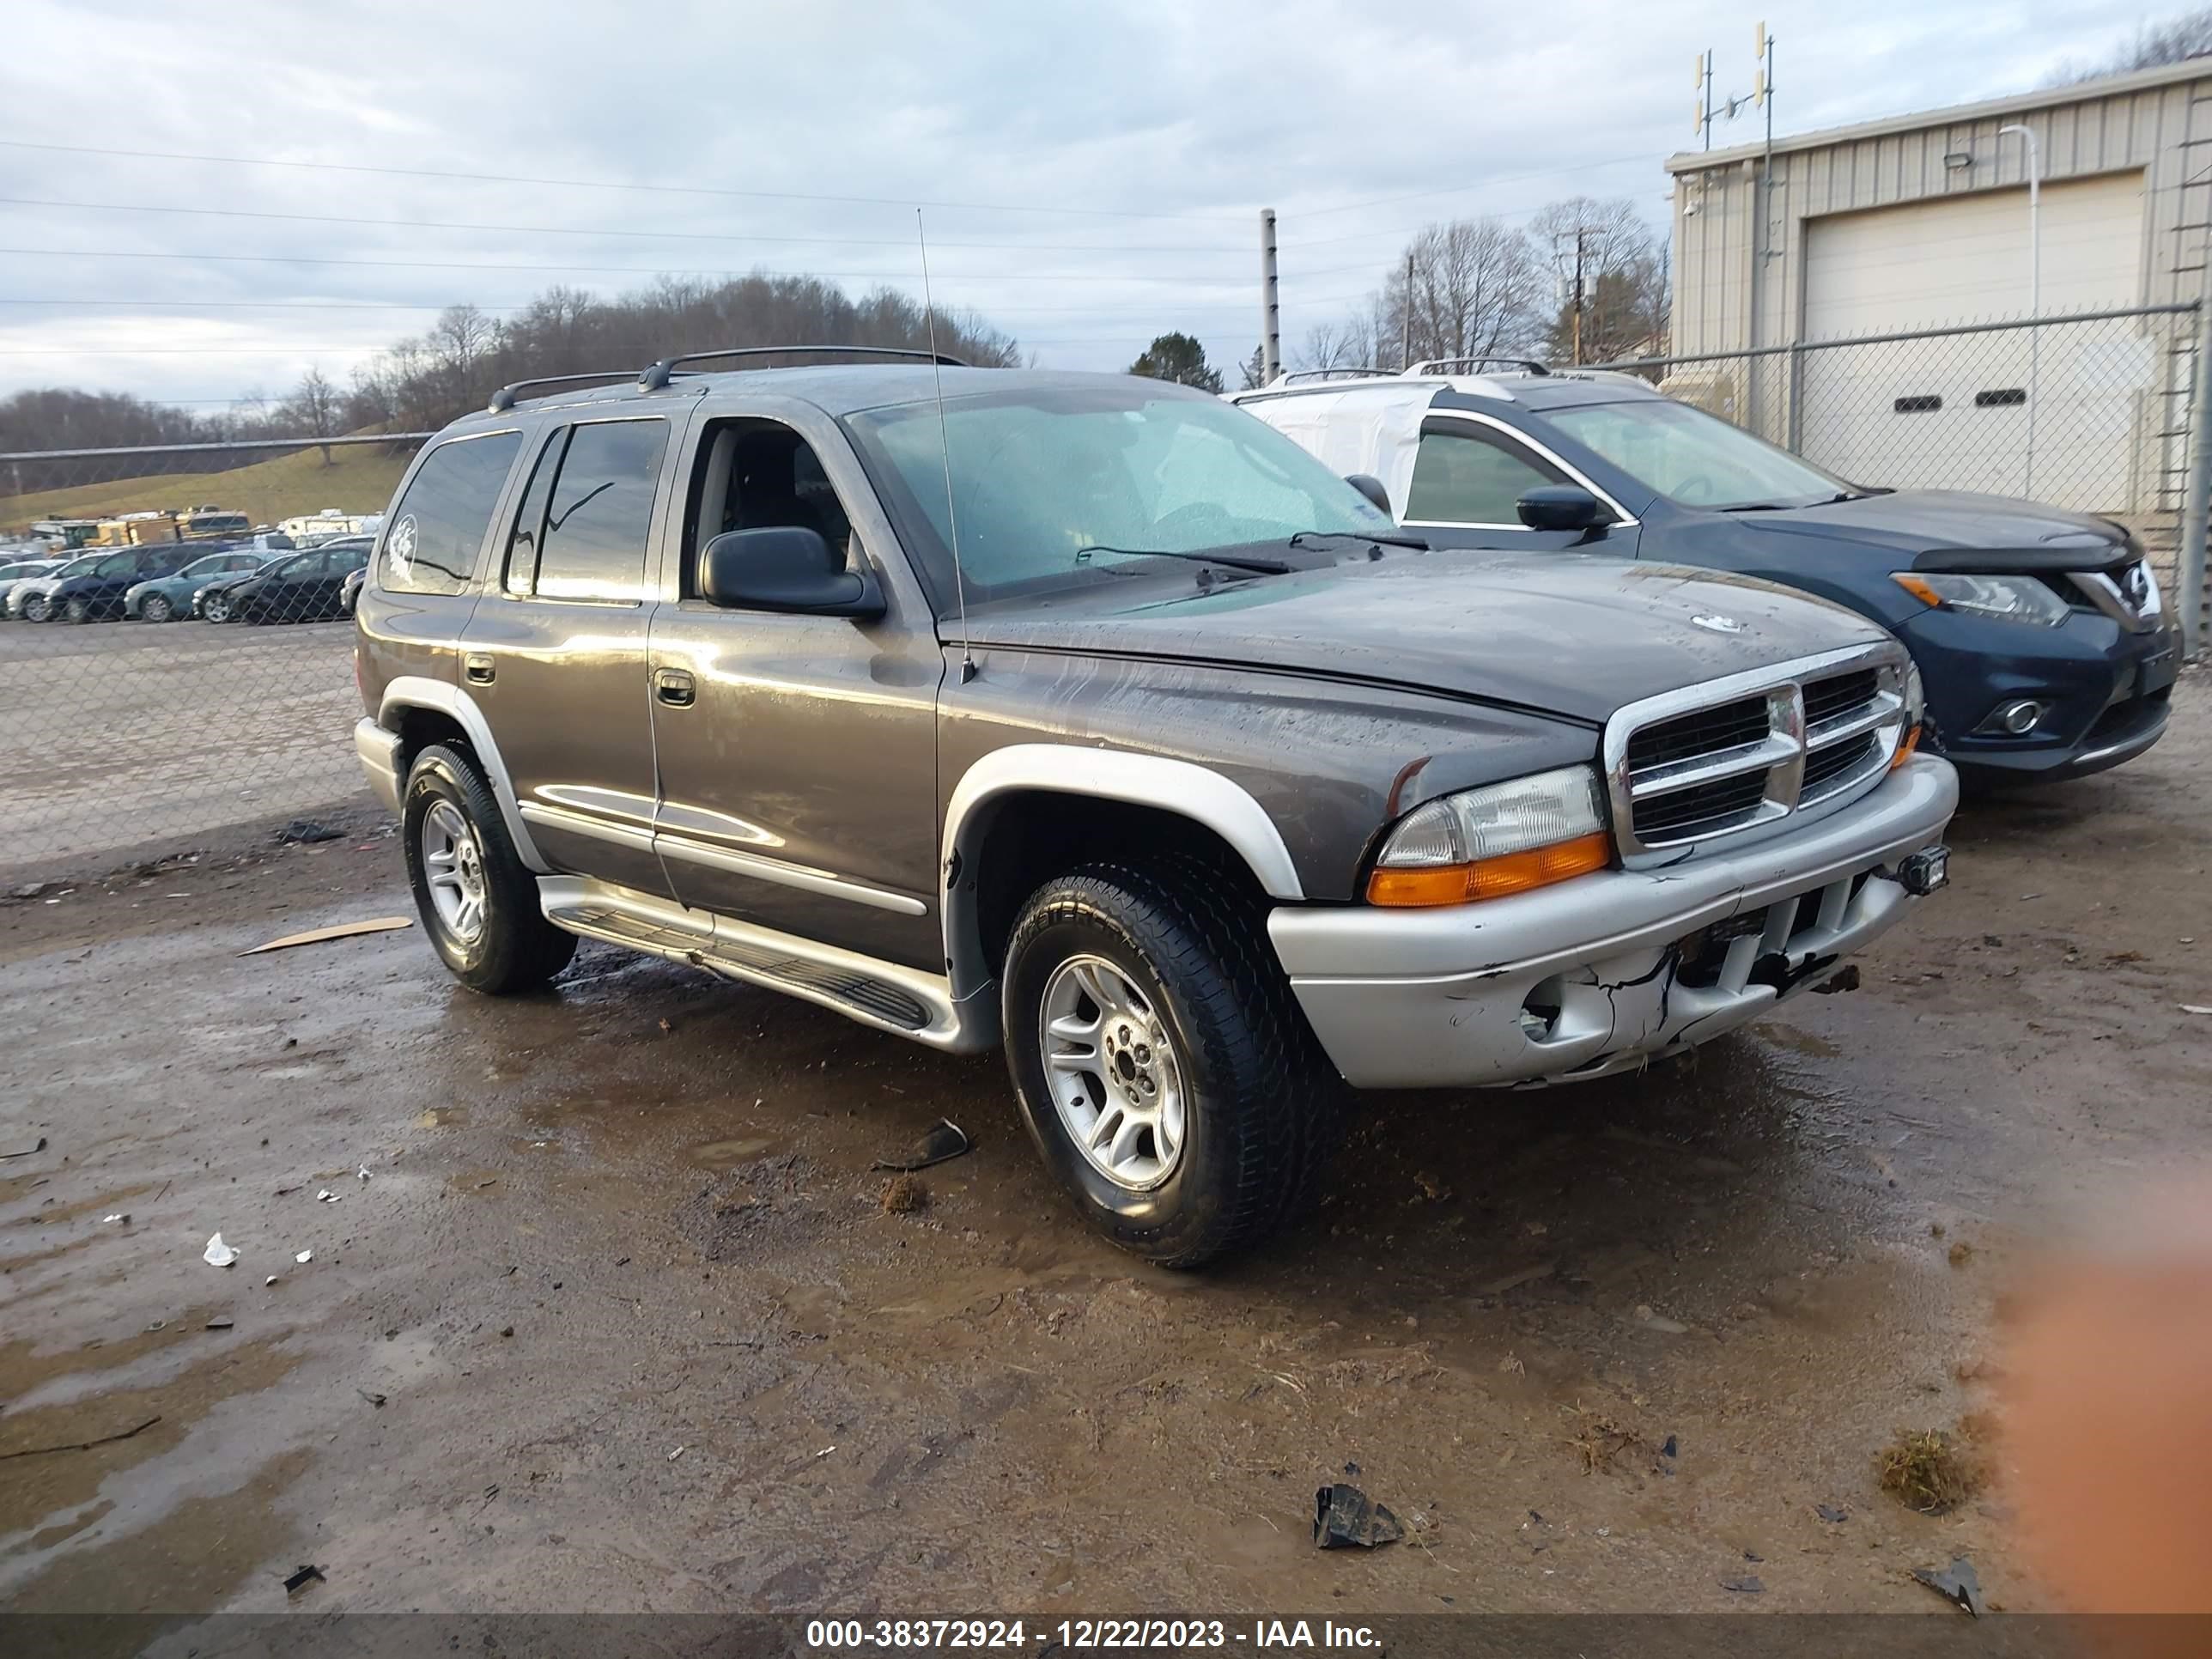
left=699, top=526, right=884, bottom=618
left=1344, top=473, right=1393, bottom=516
left=1516, top=485, right=1608, bottom=535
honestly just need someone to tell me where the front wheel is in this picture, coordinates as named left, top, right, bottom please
left=21, top=593, right=51, bottom=623
left=401, top=744, right=576, bottom=994
left=63, top=595, right=92, bottom=623
left=1001, top=860, right=1341, bottom=1267
left=202, top=592, right=234, bottom=623
left=141, top=593, right=174, bottom=623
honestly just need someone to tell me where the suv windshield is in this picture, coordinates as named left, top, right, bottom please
left=844, top=381, right=1392, bottom=610
left=1548, top=398, right=1853, bottom=510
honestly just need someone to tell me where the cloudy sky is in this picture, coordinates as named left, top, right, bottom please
left=0, top=0, right=2150, bottom=412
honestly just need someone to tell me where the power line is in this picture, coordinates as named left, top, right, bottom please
left=1284, top=150, right=1658, bottom=222
left=0, top=246, right=1315, bottom=285
left=0, top=136, right=1241, bottom=223
left=0, top=193, right=1249, bottom=255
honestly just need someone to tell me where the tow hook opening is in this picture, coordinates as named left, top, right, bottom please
left=1517, top=976, right=1566, bottom=1042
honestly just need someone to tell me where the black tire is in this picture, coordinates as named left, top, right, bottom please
left=202, top=592, right=234, bottom=623
left=142, top=593, right=174, bottom=623
left=64, top=595, right=91, bottom=623
left=21, top=593, right=51, bottom=623
left=1001, top=859, right=1342, bottom=1267
left=400, top=743, right=576, bottom=994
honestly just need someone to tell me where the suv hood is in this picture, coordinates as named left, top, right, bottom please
left=1737, top=489, right=2130, bottom=561
left=965, top=553, right=1885, bottom=726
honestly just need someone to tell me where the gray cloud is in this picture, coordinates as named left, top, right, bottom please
left=0, top=0, right=2145, bottom=410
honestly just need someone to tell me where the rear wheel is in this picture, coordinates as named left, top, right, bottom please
left=141, top=593, right=174, bottom=623
left=1001, top=860, right=1341, bottom=1267
left=401, top=744, right=576, bottom=994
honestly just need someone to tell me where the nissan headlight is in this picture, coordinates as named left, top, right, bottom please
left=1368, top=766, right=1611, bottom=907
left=1892, top=571, right=2069, bottom=627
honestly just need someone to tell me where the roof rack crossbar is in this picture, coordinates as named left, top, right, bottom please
left=1271, top=367, right=1395, bottom=385
left=1407, top=356, right=1552, bottom=377
left=636, top=343, right=968, bottom=391
left=485, top=370, right=636, bottom=413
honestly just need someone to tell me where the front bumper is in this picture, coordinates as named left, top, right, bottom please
left=355, top=718, right=403, bottom=814
left=1267, top=756, right=1958, bottom=1090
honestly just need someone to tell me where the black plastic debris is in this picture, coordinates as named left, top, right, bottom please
left=283, top=1564, right=325, bottom=1595
left=1816, top=1504, right=1849, bottom=1523
left=1720, top=1575, right=1765, bottom=1594
left=0, top=1135, right=46, bottom=1160
left=1660, top=1434, right=1679, bottom=1458
left=1912, top=1556, right=1986, bottom=1618
left=1743, top=1549, right=1765, bottom=1564
left=357, top=1389, right=387, bottom=1408
left=1343, top=1460, right=1361, bottom=1476
left=1811, top=963, right=1862, bottom=994
left=872, top=1118, right=972, bottom=1172
left=1314, top=1484, right=1403, bottom=1550
left=274, top=820, right=343, bottom=845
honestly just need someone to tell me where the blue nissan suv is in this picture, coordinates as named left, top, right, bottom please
left=1231, top=365, right=2177, bottom=785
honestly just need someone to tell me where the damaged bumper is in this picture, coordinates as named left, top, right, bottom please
left=1267, top=756, right=1958, bottom=1090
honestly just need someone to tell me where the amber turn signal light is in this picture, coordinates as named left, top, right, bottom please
left=1367, top=831, right=1613, bottom=908
left=1890, top=724, right=1921, bottom=770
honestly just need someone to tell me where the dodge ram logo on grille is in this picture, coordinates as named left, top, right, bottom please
left=1690, top=612, right=1744, bottom=634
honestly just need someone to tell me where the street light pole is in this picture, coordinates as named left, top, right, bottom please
left=1998, top=122, right=2041, bottom=495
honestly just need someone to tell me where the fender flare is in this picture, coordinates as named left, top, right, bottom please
left=377, top=675, right=550, bottom=872
left=939, top=743, right=1304, bottom=996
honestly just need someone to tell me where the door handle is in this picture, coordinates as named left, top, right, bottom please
left=654, top=667, right=696, bottom=708
left=464, top=653, right=495, bottom=685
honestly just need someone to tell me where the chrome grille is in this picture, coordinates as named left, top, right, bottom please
left=2067, top=558, right=2163, bottom=633
left=1604, top=646, right=1911, bottom=862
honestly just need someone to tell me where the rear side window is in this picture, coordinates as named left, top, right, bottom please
left=382, top=431, right=522, bottom=596
left=531, top=418, right=667, bottom=603
left=1406, top=426, right=1566, bottom=525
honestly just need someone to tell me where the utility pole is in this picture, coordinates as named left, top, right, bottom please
left=1259, top=209, right=1280, bottom=384
left=1571, top=228, right=1587, bottom=366
left=1401, top=249, right=1414, bottom=370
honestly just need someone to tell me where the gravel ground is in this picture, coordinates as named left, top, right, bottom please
left=1, top=675, right=2207, bottom=1632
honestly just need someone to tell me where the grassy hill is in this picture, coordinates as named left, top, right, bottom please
left=2, top=439, right=415, bottom=532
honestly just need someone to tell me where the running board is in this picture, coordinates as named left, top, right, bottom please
left=537, top=876, right=994, bottom=1053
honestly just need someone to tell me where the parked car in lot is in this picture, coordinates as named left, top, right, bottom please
left=0, top=557, right=63, bottom=613
left=208, top=539, right=371, bottom=624
left=1229, top=365, right=2179, bottom=786
left=354, top=350, right=1956, bottom=1265
left=125, top=549, right=277, bottom=622
left=37, top=545, right=203, bottom=623
left=9, top=552, right=119, bottom=622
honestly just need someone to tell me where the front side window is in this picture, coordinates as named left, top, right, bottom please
left=381, top=430, right=523, bottom=596
left=842, top=383, right=1390, bottom=610
left=1405, top=427, right=1567, bottom=525
left=1547, top=398, right=1850, bottom=510
left=532, top=418, right=667, bottom=603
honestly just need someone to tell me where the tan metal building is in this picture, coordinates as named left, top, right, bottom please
left=1663, top=58, right=2212, bottom=525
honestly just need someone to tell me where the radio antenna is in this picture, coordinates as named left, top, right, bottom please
left=916, top=209, right=975, bottom=684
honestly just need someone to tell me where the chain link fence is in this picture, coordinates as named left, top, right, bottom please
left=0, top=433, right=426, bottom=883
left=1584, top=305, right=2209, bottom=600
left=3, top=314, right=2208, bottom=883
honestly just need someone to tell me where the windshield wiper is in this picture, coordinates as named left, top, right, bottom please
left=1073, top=544, right=1292, bottom=574
left=1288, top=528, right=1431, bottom=551
left=1717, top=501, right=1790, bottom=513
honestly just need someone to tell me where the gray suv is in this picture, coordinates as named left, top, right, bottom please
left=354, top=348, right=1958, bottom=1264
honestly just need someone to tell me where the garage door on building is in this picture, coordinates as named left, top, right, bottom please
left=1798, top=172, right=2154, bottom=511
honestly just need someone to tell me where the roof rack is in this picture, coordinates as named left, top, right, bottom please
left=1406, top=356, right=1552, bottom=377
left=1270, top=368, right=1395, bottom=386
left=636, top=344, right=968, bottom=392
left=485, top=370, right=635, bottom=413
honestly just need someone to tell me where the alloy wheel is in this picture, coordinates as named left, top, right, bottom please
left=1038, top=952, right=1187, bottom=1190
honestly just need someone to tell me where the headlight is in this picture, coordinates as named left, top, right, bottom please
left=1892, top=571, right=2069, bottom=627
left=1368, top=765, right=1611, bottom=907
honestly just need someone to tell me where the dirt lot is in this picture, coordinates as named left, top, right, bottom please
left=0, top=618, right=362, bottom=878
left=3, top=678, right=2209, bottom=1629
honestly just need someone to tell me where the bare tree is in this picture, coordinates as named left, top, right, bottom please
left=278, top=367, right=342, bottom=463
left=1384, top=217, right=1545, bottom=370
left=1526, top=198, right=1667, bottom=363
left=2049, top=7, right=2212, bottom=82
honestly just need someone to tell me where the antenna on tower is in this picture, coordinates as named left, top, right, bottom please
left=916, top=209, right=975, bottom=684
